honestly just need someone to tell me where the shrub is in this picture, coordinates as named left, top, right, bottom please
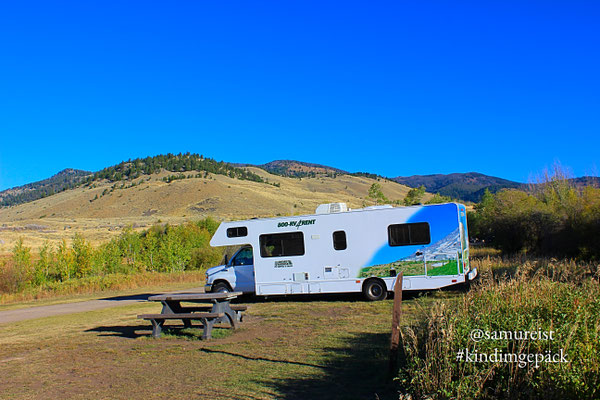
left=10, top=238, right=32, bottom=291
left=0, top=217, right=224, bottom=296
left=400, top=265, right=600, bottom=399
left=469, top=178, right=600, bottom=258
left=404, top=186, right=426, bottom=206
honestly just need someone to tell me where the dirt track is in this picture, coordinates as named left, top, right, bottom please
left=0, top=287, right=205, bottom=324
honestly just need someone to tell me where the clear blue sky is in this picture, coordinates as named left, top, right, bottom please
left=1, top=1, right=599, bottom=191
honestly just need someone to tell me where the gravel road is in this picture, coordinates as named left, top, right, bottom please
left=0, top=287, right=205, bottom=324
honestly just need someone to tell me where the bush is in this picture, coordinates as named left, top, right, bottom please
left=399, top=265, right=600, bottom=399
left=469, top=178, right=600, bottom=258
left=0, top=217, right=224, bottom=295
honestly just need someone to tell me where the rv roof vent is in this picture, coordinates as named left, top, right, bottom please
left=315, top=202, right=348, bottom=214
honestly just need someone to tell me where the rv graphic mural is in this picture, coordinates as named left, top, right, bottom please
left=359, top=228, right=462, bottom=278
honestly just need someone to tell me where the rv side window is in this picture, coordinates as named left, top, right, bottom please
left=333, top=231, right=347, bottom=250
left=259, top=232, right=305, bottom=257
left=388, top=223, right=430, bottom=246
left=227, top=226, right=248, bottom=238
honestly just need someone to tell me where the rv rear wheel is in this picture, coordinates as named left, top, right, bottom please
left=363, top=279, right=387, bottom=301
left=212, top=282, right=232, bottom=293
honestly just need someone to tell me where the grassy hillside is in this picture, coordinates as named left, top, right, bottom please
left=0, top=167, right=421, bottom=253
left=0, top=169, right=91, bottom=207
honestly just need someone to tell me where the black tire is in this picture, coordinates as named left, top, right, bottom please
left=363, top=279, right=387, bottom=301
left=212, top=281, right=232, bottom=293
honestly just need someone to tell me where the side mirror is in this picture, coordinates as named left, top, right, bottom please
left=223, top=255, right=229, bottom=266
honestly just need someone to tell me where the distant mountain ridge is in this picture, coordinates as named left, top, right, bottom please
left=392, top=172, right=525, bottom=203
left=0, top=169, right=91, bottom=207
left=392, top=173, right=600, bottom=203
left=571, top=176, right=600, bottom=189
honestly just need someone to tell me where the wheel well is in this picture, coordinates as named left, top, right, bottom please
left=212, top=280, right=233, bottom=291
left=362, top=277, right=387, bottom=292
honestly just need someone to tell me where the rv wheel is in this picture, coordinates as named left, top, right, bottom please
left=363, top=279, right=387, bottom=301
left=212, top=282, right=232, bottom=293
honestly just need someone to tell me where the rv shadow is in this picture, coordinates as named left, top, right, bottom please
left=235, top=290, right=428, bottom=304
left=244, top=331, right=399, bottom=399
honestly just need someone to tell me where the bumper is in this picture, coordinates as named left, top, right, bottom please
left=204, top=283, right=213, bottom=292
left=467, top=267, right=478, bottom=281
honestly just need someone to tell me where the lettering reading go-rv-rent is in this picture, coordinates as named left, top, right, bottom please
left=277, top=219, right=316, bottom=228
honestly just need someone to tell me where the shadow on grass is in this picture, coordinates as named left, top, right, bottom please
left=86, top=324, right=148, bottom=338
left=86, top=323, right=232, bottom=340
left=209, top=332, right=400, bottom=400
left=199, top=348, right=333, bottom=370
left=98, top=293, right=154, bottom=301
left=270, top=331, right=399, bottom=399
left=234, top=290, right=426, bottom=305
left=93, top=287, right=438, bottom=305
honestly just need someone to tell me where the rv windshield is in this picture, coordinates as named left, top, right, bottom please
left=232, top=247, right=253, bottom=266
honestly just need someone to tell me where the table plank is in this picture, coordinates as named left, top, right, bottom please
left=148, top=292, right=242, bottom=302
left=138, top=312, right=225, bottom=319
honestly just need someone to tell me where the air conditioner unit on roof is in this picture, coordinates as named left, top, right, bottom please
left=315, top=203, right=348, bottom=214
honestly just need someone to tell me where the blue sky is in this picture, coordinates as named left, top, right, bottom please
left=0, top=1, right=599, bottom=191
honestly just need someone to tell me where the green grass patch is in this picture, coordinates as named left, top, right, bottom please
left=426, top=260, right=458, bottom=276
left=360, top=260, right=426, bottom=277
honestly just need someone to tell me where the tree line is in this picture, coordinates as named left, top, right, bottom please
left=87, top=153, right=266, bottom=184
left=1, top=218, right=224, bottom=294
left=468, top=174, right=600, bottom=258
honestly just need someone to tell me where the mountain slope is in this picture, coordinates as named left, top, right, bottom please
left=0, top=167, right=419, bottom=253
left=570, top=176, right=600, bottom=189
left=392, top=173, right=524, bottom=202
left=0, top=169, right=91, bottom=207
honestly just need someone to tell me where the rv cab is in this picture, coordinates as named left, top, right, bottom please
left=205, top=246, right=256, bottom=293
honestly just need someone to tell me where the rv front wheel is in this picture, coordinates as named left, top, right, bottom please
left=363, top=279, right=387, bottom=301
left=212, top=282, right=232, bottom=293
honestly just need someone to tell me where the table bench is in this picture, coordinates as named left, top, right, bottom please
left=137, top=291, right=244, bottom=339
left=138, top=312, right=225, bottom=339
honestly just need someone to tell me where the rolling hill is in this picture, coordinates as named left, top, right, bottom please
left=3, top=154, right=598, bottom=255
left=0, top=160, right=420, bottom=253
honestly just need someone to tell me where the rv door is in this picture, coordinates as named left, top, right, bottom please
left=230, top=247, right=255, bottom=293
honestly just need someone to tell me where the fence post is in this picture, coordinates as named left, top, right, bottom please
left=388, top=272, right=403, bottom=378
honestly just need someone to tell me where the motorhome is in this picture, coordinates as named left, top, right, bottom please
left=205, top=202, right=477, bottom=300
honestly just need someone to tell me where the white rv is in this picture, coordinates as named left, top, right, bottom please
left=205, top=202, right=477, bottom=300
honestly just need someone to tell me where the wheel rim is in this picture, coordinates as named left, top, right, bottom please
left=370, top=284, right=382, bottom=297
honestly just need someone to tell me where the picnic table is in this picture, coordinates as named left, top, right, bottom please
left=138, top=291, right=246, bottom=339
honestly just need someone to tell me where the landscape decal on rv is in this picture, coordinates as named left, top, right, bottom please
left=360, top=205, right=462, bottom=279
left=359, top=228, right=461, bottom=278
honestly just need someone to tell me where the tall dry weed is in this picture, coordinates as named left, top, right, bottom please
left=400, top=258, right=600, bottom=399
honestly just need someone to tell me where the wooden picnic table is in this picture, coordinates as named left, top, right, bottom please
left=138, top=291, right=246, bottom=339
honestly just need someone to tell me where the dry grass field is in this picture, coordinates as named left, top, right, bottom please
left=0, top=168, right=424, bottom=254
left=0, top=290, right=437, bottom=400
